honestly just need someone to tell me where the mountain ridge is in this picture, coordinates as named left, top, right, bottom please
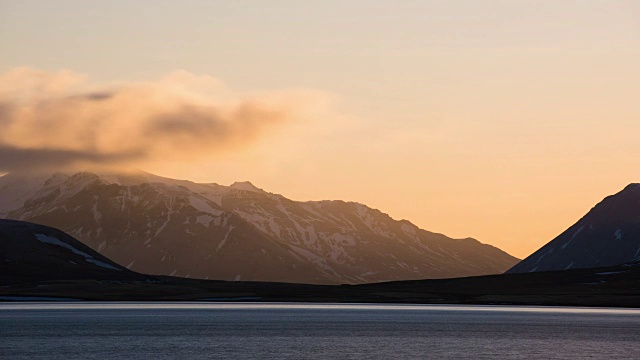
left=1, top=169, right=519, bottom=284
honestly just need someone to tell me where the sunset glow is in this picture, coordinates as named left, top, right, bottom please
left=1, top=1, right=639, bottom=258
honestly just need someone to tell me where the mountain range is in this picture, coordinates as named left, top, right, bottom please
left=0, top=170, right=518, bottom=284
left=3, top=181, right=640, bottom=307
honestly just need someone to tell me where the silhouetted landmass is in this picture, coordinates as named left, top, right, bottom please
left=1, top=219, right=638, bottom=307
left=0, top=219, right=144, bottom=283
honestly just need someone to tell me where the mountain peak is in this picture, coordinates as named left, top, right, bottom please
left=229, top=181, right=263, bottom=193
left=623, top=183, right=640, bottom=192
left=507, top=183, right=640, bottom=274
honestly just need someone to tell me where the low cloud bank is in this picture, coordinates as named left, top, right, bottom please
left=0, top=67, right=323, bottom=172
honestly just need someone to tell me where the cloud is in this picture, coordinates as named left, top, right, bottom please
left=0, top=144, right=144, bottom=171
left=0, top=67, right=326, bottom=172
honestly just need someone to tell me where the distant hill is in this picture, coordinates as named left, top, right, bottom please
left=508, top=184, right=640, bottom=274
left=0, top=170, right=518, bottom=284
left=0, top=219, right=142, bottom=283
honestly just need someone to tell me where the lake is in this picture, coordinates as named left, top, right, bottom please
left=1, top=303, right=640, bottom=359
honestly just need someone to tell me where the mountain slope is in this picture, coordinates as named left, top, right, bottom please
left=508, top=184, right=640, bottom=274
left=0, top=219, right=142, bottom=283
left=0, top=170, right=519, bottom=284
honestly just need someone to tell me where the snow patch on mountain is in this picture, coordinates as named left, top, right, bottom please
left=196, top=215, right=215, bottom=228
left=614, top=229, right=622, bottom=240
left=85, top=258, right=121, bottom=271
left=216, top=225, right=235, bottom=251
left=561, top=226, right=584, bottom=250
left=92, top=201, right=102, bottom=224
left=34, top=233, right=121, bottom=271
left=35, top=234, right=93, bottom=258
left=188, top=195, right=223, bottom=216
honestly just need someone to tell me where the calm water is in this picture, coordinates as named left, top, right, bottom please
left=1, top=303, right=640, bottom=359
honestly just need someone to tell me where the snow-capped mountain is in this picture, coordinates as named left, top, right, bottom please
left=0, top=170, right=518, bottom=284
left=508, top=184, right=640, bottom=274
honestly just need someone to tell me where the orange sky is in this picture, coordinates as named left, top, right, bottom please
left=1, top=1, right=639, bottom=258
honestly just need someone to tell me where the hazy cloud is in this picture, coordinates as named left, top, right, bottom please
left=0, top=144, right=144, bottom=171
left=0, top=67, right=324, bottom=172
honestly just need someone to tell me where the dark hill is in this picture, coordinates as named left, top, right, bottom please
left=508, top=184, right=640, bottom=274
left=0, top=219, right=144, bottom=283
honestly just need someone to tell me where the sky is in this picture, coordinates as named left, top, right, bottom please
left=1, top=0, right=639, bottom=258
